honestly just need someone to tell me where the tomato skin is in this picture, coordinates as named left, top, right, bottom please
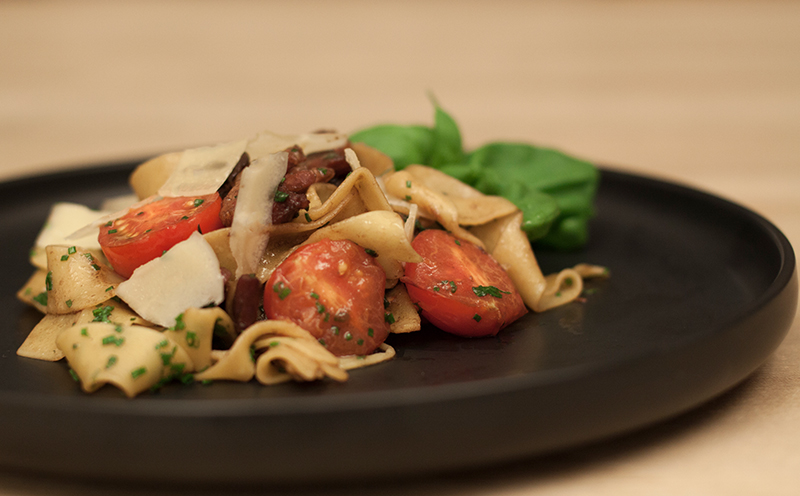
left=264, top=238, right=389, bottom=356
left=98, top=193, right=223, bottom=278
left=402, top=229, right=527, bottom=337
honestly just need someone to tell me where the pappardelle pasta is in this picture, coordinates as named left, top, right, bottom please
left=16, top=129, right=607, bottom=398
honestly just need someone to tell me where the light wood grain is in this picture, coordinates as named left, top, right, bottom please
left=1, top=1, right=798, bottom=494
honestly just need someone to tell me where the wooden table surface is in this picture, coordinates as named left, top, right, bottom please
left=1, top=1, right=798, bottom=494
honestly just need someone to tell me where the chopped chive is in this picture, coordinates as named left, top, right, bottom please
left=186, top=332, right=199, bottom=348
left=273, top=282, right=291, bottom=300
left=106, top=355, right=118, bottom=369
left=69, top=369, right=80, bottom=382
left=473, top=314, right=482, bottom=322
left=45, top=271, right=52, bottom=291
left=315, top=301, right=325, bottom=314
left=385, top=313, right=395, bottom=324
left=67, top=246, right=76, bottom=255
left=331, top=326, right=340, bottom=336
left=304, top=213, right=312, bottom=222
left=170, top=313, right=185, bottom=331
left=193, top=199, right=205, bottom=207
left=404, top=195, right=412, bottom=201
left=60, top=254, right=69, bottom=261
left=357, top=339, right=364, bottom=346
left=160, top=346, right=177, bottom=365
left=368, top=328, right=374, bottom=337
left=344, top=331, right=353, bottom=341
left=33, top=292, right=48, bottom=306
left=274, top=190, right=290, bottom=202
left=92, top=305, right=114, bottom=323
left=365, top=248, right=378, bottom=257
left=472, top=285, right=511, bottom=298
left=406, top=180, right=412, bottom=188
left=101, top=335, right=124, bottom=346
left=107, top=229, right=118, bottom=234
left=131, top=367, right=147, bottom=379
left=65, top=299, right=72, bottom=308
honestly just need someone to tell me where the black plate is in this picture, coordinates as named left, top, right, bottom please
left=0, top=162, right=796, bottom=485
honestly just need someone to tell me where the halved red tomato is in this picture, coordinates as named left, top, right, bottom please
left=402, top=229, right=527, bottom=337
left=98, top=193, right=224, bottom=278
left=264, top=238, right=389, bottom=357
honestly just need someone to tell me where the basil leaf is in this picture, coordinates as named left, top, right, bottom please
left=350, top=103, right=599, bottom=250
left=348, top=124, right=434, bottom=170
left=428, top=104, right=464, bottom=167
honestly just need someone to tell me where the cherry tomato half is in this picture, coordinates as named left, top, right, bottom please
left=402, top=229, right=527, bottom=337
left=98, top=193, right=224, bottom=278
left=264, top=238, right=389, bottom=357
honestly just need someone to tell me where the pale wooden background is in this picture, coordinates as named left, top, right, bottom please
left=1, top=1, right=799, bottom=495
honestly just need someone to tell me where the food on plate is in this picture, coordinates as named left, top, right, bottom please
left=16, top=105, right=607, bottom=397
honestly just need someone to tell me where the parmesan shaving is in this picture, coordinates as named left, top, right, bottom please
left=115, top=232, right=225, bottom=327
left=229, top=152, right=289, bottom=278
left=158, top=139, right=248, bottom=198
left=246, top=130, right=348, bottom=158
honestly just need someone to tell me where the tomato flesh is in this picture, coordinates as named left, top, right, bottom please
left=402, top=229, right=527, bottom=337
left=264, top=238, right=389, bottom=356
left=98, top=193, right=224, bottom=278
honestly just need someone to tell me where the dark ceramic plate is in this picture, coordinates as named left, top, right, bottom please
left=0, top=162, right=796, bottom=484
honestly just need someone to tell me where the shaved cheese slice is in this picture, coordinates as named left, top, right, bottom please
left=115, top=232, right=224, bottom=327
left=230, top=152, right=289, bottom=278
left=32, top=203, right=109, bottom=268
left=246, top=130, right=348, bottom=159
left=344, top=147, right=361, bottom=170
left=158, top=139, right=248, bottom=198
